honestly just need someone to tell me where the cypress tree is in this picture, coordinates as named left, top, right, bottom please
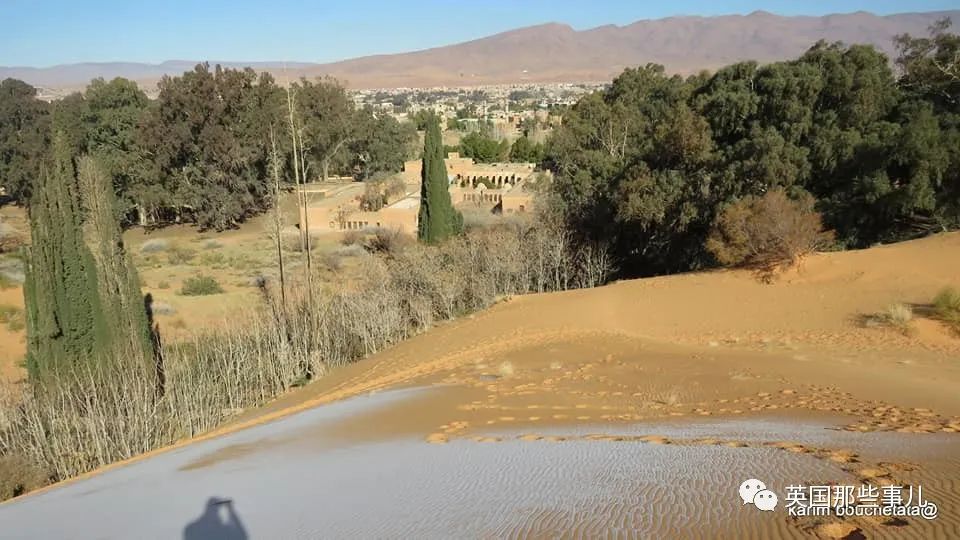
left=417, top=115, right=462, bottom=244
left=23, top=133, right=154, bottom=380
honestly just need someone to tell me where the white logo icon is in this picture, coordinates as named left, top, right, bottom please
left=739, top=479, right=767, bottom=505
left=739, top=479, right=778, bottom=511
left=754, top=489, right=778, bottom=511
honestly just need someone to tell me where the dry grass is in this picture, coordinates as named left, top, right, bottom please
left=0, top=217, right=611, bottom=500
left=860, top=302, right=915, bottom=335
left=707, top=188, right=833, bottom=277
left=933, top=286, right=960, bottom=335
left=0, top=304, right=25, bottom=332
left=881, top=303, right=914, bottom=334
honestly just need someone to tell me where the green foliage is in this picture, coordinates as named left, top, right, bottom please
left=199, top=251, right=227, bottom=267
left=0, top=78, right=49, bottom=202
left=179, top=274, right=224, bottom=296
left=932, top=286, right=960, bottom=334
left=139, top=64, right=282, bottom=231
left=509, top=136, right=544, bottom=163
left=292, top=77, right=357, bottom=181
left=0, top=304, right=25, bottom=331
left=351, top=110, right=417, bottom=179
left=166, top=245, right=196, bottom=265
left=459, top=132, right=510, bottom=163
left=410, top=109, right=437, bottom=131
left=418, top=117, right=463, bottom=244
left=23, top=139, right=154, bottom=378
left=545, top=22, right=960, bottom=277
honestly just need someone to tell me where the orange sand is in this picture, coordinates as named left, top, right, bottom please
left=5, top=231, right=960, bottom=537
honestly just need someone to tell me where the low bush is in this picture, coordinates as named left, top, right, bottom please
left=0, top=217, right=611, bottom=501
left=139, top=238, right=169, bottom=253
left=199, top=252, right=227, bottom=267
left=933, top=287, right=960, bottom=334
left=364, top=227, right=413, bottom=255
left=0, top=220, right=24, bottom=253
left=0, top=304, right=25, bottom=332
left=0, top=455, right=49, bottom=500
left=166, top=245, right=196, bottom=265
left=340, top=230, right=364, bottom=246
left=881, top=303, right=914, bottom=335
left=707, top=188, right=833, bottom=274
left=281, top=230, right=319, bottom=252
left=179, top=275, right=224, bottom=296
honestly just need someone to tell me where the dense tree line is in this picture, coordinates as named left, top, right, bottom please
left=0, top=64, right=417, bottom=230
left=545, top=20, right=960, bottom=277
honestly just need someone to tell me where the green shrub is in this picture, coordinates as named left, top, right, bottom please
left=933, top=287, right=960, bottom=334
left=157, top=281, right=170, bottom=289
left=167, top=245, right=197, bottom=265
left=199, top=252, right=227, bottom=267
left=0, top=304, right=25, bottom=331
left=178, top=275, right=224, bottom=296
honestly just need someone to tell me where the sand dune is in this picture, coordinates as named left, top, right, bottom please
left=4, top=232, right=960, bottom=538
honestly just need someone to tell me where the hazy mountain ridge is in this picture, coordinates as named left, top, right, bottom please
left=3, top=10, right=957, bottom=91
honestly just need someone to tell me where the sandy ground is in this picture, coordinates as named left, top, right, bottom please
left=2, top=231, right=959, bottom=538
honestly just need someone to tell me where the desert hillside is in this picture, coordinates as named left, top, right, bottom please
left=3, top=10, right=957, bottom=90
left=5, top=232, right=960, bottom=538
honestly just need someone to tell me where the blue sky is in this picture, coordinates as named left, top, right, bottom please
left=2, top=0, right=957, bottom=67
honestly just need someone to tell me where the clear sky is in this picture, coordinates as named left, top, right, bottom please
left=2, top=0, right=957, bottom=67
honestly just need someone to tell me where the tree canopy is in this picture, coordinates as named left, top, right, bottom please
left=545, top=20, right=960, bottom=277
left=0, top=78, right=49, bottom=201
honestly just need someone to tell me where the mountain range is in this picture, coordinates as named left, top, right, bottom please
left=2, top=10, right=957, bottom=92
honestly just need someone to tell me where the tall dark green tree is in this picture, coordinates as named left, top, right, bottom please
left=23, top=130, right=154, bottom=379
left=418, top=117, right=462, bottom=243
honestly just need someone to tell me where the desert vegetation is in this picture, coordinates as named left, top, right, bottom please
left=0, top=69, right=417, bottom=231
left=1, top=17, right=958, bottom=505
left=545, top=20, right=960, bottom=277
left=706, top=188, right=834, bottom=275
left=0, top=214, right=604, bottom=498
left=933, top=287, right=960, bottom=334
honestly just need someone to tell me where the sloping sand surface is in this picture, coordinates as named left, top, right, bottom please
left=4, top=232, right=960, bottom=538
left=2, top=387, right=958, bottom=539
